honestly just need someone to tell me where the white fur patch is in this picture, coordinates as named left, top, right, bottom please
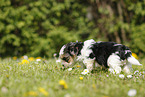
left=108, top=53, right=142, bottom=74
left=113, top=44, right=122, bottom=46
left=115, top=51, right=119, bottom=54
left=59, top=45, right=66, bottom=56
left=107, top=53, right=123, bottom=66
left=77, top=39, right=95, bottom=61
left=107, top=53, right=123, bottom=74
left=125, top=50, right=131, bottom=54
left=76, top=39, right=96, bottom=71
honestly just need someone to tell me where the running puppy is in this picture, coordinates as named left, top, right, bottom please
left=59, top=39, right=142, bottom=74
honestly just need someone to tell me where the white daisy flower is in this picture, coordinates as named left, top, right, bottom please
left=36, top=59, right=41, bottom=62
left=56, top=59, right=61, bottom=63
left=23, top=55, right=28, bottom=59
left=127, top=75, right=133, bottom=78
left=83, top=69, right=89, bottom=73
left=68, top=68, right=72, bottom=71
left=119, top=74, right=125, bottom=79
left=81, top=69, right=89, bottom=75
left=128, top=89, right=137, bottom=96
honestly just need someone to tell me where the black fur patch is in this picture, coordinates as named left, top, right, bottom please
left=63, top=42, right=84, bottom=56
left=91, top=42, right=132, bottom=68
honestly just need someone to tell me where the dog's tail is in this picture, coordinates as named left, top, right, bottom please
left=127, top=56, right=142, bottom=65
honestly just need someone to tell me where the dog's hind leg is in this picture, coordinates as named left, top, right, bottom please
left=107, top=54, right=122, bottom=74
left=123, top=62, right=133, bottom=74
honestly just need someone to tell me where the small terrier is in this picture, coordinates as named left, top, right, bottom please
left=59, top=39, right=142, bottom=74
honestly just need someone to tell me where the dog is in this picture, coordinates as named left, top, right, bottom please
left=59, top=39, right=142, bottom=74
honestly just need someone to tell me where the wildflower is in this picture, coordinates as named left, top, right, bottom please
left=76, top=65, right=81, bottom=68
left=106, top=75, right=109, bottom=77
left=128, top=89, right=137, bottom=96
left=21, top=59, right=29, bottom=64
left=134, top=70, right=139, bottom=75
left=6, top=75, right=9, bottom=78
left=81, top=69, right=89, bottom=75
left=38, top=87, right=49, bottom=96
left=36, top=57, right=41, bottom=59
left=59, top=80, right=68, bottom=89
left=79, top=77, right=83, bottom=80
left=132, top=53, right=139, bottom=59
left=119, top=74, right=125, bottom=79
left=23, top=55, right=28, bottom=59
left=13, top=56, right=17, bottom=60
left=19, top=59, right=29, bottom=64
left=53, top=53, right=57, bottom=59
left=29, top=57, right=35, bottom=61
left=127, top=75, right=133, bottom=78
left=36, top=59, right=41, bottom=62
left=56, top=59, right=61, bottom=63
left=24, top=91, right=38, bottom=96
left=68, top=68, right=72, bottom=71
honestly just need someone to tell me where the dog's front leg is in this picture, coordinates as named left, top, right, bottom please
left=61, top=61, right=73, bottom=70
left=83, top=58, right=95, bottom=72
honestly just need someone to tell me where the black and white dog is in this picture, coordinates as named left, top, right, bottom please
left=59, top=39, right=142, bottom=74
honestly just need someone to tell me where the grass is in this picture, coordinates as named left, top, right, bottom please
left=0, top=58, right=145, bottom=97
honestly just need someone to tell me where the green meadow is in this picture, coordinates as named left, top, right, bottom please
left=0, top=58, right=145, bottom=97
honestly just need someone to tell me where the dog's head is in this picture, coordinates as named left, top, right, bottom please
left=59, top=42, right=83, bottom=68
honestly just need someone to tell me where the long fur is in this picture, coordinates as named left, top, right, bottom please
left=59, top=39, right=142, bottom=74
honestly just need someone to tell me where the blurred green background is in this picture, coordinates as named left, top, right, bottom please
left=0, top=0, right=145, bottom=58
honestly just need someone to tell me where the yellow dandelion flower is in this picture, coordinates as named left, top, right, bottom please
left=21, top=59, right=29, bottom=64
left=76, top=65, right=81, bottom=68
left=38, top=87, right=49, bottom=96
left=36, top=57, right=42, bottom=59
left=13, top=56, right=17, bottom=60
left=24, top=91, right=38, bottom=96
left=132, top=53, right=139, bottom=59
left=29, top=57, right=35, bottom=61
left=59, top=80, right=68, bottom=89
left=79, top=77, right=83, bottom=80
left=6, top=75, right=9, bottom=78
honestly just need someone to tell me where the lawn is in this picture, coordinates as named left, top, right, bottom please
left=0, top=57, right=145, bottom=97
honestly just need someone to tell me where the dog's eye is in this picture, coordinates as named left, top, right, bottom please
left=62, top=57, right=69, bottom=62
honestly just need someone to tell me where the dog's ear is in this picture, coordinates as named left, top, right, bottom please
left=69, top=46, right=79, bottom=56
left=69, top=47, right=76, bottom=55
